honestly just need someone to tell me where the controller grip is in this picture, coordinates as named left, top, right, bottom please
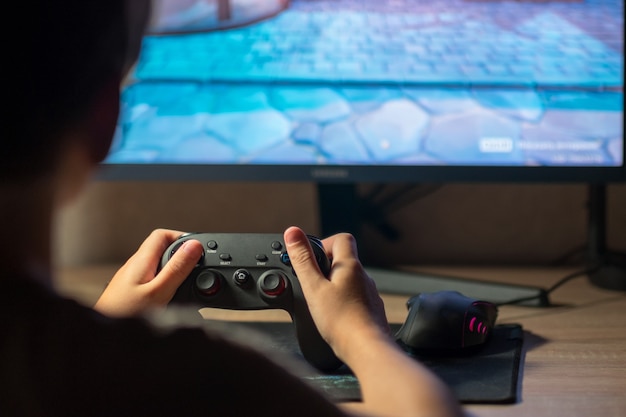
left=294, top=236, right=341, bottom=370
left=292, top=304, right=342, bottom=371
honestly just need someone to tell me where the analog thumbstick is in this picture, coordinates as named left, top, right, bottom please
left=196, top=270, right=222, bottom=296
left=259, top=271, right=287, bottom=297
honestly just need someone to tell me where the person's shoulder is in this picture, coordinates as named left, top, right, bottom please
left=0, top=276, right=348, bottom=417
left=0, top=274, right=213, bottom=372
left=0, top=275, right=227, bottom=415
left=0, top=274, right=70, bottom=321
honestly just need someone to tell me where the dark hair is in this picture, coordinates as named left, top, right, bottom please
left=2, top=1, right=147, bottom=181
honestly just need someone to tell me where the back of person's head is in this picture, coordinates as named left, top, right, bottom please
left=2, top=0, right=149, bottom=182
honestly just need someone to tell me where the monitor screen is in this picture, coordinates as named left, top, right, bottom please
left=101, top=0, right=625, bottom=183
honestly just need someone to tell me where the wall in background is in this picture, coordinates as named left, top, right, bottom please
left=359, top=183, right=626, bottom=267
left=54, top=182, right=626, bottom=268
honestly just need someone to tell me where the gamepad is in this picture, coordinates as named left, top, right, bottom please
left=161, top=233, right=342, bottom=372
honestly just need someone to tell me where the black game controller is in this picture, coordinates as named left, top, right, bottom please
left=161, top=233, right=342, bottom=372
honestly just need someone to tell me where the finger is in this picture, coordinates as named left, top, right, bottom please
left=137, top=229, right=186, bottom=255
left=284, top=226, right=324, bottom=288
left=134, top=229, right=186, bottom=271
left=322, top=232, right=359, bottom=263
left=150, top=239, right=204, bottom=296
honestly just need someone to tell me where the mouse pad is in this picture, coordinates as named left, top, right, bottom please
left=229, top=321, right=524, bottom=404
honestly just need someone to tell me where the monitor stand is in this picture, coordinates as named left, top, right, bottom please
left=586, top=184, right=626, bottom=291
left=317, top=183, right=551, bottom=307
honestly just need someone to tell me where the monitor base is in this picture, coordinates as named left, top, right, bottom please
left=588, top=252, right=626, bottom=292
left=365, top=267, right=550, bottom=307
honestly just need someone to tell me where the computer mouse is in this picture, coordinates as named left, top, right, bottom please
left=395, top=291, right=498, bottom=352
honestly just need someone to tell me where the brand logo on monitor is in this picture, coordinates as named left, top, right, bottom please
left=310, top=168, right=350, bottom=179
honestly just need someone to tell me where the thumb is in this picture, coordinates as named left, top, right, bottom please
left=152, top=239, right=204, bottom=296
left=284, top=227, right=324, bottom=289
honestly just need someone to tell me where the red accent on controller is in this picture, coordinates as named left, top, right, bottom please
left=196, top=271, right=221, bottom=296
left=260, top=273, right=286, bottom=297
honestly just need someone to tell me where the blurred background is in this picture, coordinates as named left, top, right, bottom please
left=54, top=182, right=626, bottom=270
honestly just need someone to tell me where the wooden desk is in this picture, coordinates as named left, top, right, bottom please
left=57, top=265, right=626, bottom=417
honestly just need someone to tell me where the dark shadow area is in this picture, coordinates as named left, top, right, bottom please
left=224, top=321, right=525, bottom=404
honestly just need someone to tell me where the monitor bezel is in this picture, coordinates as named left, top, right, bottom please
left=95, top=162, right=626, bottom=183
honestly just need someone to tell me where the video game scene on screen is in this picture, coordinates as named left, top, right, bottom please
left=111, top=0, right=623, bottom=168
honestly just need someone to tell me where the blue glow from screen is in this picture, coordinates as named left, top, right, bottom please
left=109, top=0, right=624, bottom=168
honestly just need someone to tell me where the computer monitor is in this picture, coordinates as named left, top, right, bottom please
left=100, top=0, right=625, bottom=299
left=104, top=0, right=624, bottom=182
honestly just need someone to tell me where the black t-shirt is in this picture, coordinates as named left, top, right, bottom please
left=0, top=276, right=347, bottom=417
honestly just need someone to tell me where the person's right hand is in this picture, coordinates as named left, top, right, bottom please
left=283, top=226, right=391, bottom=362
left=286, top=226, right=463, bottom=417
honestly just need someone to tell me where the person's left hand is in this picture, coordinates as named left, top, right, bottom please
left=94, top=229, right=204, bottom=317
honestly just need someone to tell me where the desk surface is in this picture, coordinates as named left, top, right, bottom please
left=57, top=265, right=626, bottom=417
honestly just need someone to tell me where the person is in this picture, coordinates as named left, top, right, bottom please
left=0, top=2, right=462, bottom=416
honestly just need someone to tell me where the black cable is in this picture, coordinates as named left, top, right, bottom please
left=546, top=265, right=601, bottom=293
left=358, top=183, right=445, bottom=241
left=361, top=183, right=388, bottom=202
left=496, top=264, right=602, bottom=307
left=357, top=184, right=438, bottom=240
left=382, top=184, right=444, bottom=213
left=361, top=183, right=444, bottom=213
left=375, top=184, right=421, bottom=209
left=549, top=244, right=586, bottom=266
left=360, top=183, right=416, bottom=210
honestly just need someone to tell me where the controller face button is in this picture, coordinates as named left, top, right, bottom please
left=280, top=252, right=291, bottom=266
left=207, top=240, right=218, bottom=250
left=233, top=269, right=252, bottom=286
left=271, top=241, right=283, bottom=251
left=259, top=271, right=287, bottom=297
left=195, top=270, right=222, bottom=296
